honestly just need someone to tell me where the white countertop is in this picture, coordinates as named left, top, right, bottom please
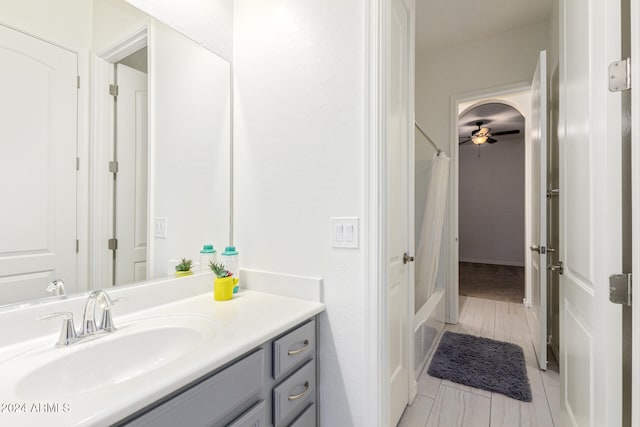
left=0, top=287, right=324, bottom=427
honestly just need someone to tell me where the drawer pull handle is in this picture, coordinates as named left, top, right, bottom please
left=288, top=339, right=309, bottom=356
left=288, top=381, right=310, bottom=401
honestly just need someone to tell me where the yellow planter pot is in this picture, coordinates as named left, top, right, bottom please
left=214, top=276, right=239, bottom=301
left=175, top=270, right=193, bottom=278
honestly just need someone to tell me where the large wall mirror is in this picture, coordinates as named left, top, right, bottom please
left=0, top=0, right=231, bottom=307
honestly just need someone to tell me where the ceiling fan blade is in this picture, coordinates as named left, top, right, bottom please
left=491, top=129, right=520, bottom=136
left=487, top=137, right=498, bottom=144
left=459, top=139, right=472, bottom=145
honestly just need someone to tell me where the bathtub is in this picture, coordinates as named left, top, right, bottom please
left=413, top=287, right=446, bottom=377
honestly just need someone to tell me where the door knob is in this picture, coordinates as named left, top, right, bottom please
left=530, top=245, right=546, bottom=254
left=403, top=253, right=414, bottom=264
left=548, top=261, right=564, bottom=274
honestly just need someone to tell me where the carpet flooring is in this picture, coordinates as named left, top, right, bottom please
left=459, top=262, right=525, bottom=304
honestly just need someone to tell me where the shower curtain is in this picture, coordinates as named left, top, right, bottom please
left=415, top=153, right=450, bottom=313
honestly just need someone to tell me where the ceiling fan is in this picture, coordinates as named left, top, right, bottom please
left=459, top=121, right=520, bottom=145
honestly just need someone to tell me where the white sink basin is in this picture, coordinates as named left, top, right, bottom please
left=3, top=315, right=218, bottom=400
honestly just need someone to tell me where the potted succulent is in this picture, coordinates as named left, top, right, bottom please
left=175, top=258, right=193, bottom=277
left=210, top=262, right=238, bottom=301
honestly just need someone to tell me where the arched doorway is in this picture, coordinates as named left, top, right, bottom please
left=457, top=102, right=526, bottom=303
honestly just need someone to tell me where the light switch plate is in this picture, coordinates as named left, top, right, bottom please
left=331, top=217, right=359, bottom=248
left=154, top=218, right=168, bottom=238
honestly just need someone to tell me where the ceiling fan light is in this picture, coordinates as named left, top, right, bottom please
left=472, top=135, right=488, bottom=145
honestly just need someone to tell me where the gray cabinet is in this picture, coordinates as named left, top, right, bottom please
left=228, top=401, right=267, bottom=427
left=289, top=404, right=316, bottom=427
left=122, top=349, right=264, bottom=427
left=117, top=317, right=317, bottom=427
left=273, top=320, right=315, bottom=380
left=273, top=360, right=315, bottom=426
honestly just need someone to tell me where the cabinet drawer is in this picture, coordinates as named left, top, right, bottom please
left=124, top=349, right=264, bottom=427
left=273, top=360, right=316, bottom=426
left=273, top=319, right=315, bottom=380
left=288, top=403, right=315, bottom=427
left=228, top=400, right=267, bottom=427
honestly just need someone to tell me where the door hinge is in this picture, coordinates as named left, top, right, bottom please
left=76, top=157, right=80, bottom=171
left=77, top=75, right=80, bottom=89
left=76, top=239, right=79, bottom=253
left=609, top=58, right=631, bottom=92
left=109, top=84, right=119, bottom=97
left=109, top=161, right=119, bottom=174
left=546, top=189, right=559, bottom=198
left=609, top=273, right=632, bottom=306
left=108, top=238, right=118, bottom=251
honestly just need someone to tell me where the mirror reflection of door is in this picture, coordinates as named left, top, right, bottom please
left=110, top=49, right=148, bottom=286
left=0, top=24, right=78, bottom=304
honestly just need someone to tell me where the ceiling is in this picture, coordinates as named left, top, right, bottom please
left=416, top=0, right=553, bottom=53
left=459, top=102, right=524, bottom=145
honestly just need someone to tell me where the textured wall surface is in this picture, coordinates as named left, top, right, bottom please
left=234, top=1, right=367, bottom=424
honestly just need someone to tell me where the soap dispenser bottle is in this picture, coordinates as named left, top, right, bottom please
left=200, top=245, right=217, bottom=270
left=220, top=246, right=239, bottom=292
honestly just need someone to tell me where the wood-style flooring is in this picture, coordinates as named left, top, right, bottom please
left=398, top=296, right=559, bottom=427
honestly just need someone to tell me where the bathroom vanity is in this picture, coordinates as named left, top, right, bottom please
left=119, top=318, right=317, bottom=427
left=0, top=272, right=324, bottom=427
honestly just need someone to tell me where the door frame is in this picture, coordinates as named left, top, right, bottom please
left=447, top=81, right=532, bottom=324
left=91, top=27, right=149, bottom=289
left=365, top=0, right=416, bottom=425
left=630, top=0, right=639, bottom=423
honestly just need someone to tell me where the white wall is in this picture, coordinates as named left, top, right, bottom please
left=458, top=135, right=525, bottom=265
left=125, top=0, right=233, bottom=60
left=416, top=21, right=549, bottom=295
left=0, top=0, right=92, bottom=50
left=233, top=0, right=367, bottom=424
left=547, top=1, right=560, bottom=75
left=93, top=0, right=149, bottom=52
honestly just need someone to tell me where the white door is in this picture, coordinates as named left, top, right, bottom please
left=114, top=63, right=148, bottom=285
left=528, top=50, right=548, bottom=371
left=0, top=25, right=77, bottom=305
left=387, top=0, right=411, bottom=424
left=559, top=0, right=623, bottom=425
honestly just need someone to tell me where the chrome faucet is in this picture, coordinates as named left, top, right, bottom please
left=39, top=290, right=121, bottom=347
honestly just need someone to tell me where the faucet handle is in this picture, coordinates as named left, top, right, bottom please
left=46, top=279, right=66, bottom=297
left=38, top=312, right=78, bottom=347
left=99, top=298, right=125, bottom=332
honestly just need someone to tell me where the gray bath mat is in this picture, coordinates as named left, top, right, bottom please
left=427, top=331, right=532, bottom=401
